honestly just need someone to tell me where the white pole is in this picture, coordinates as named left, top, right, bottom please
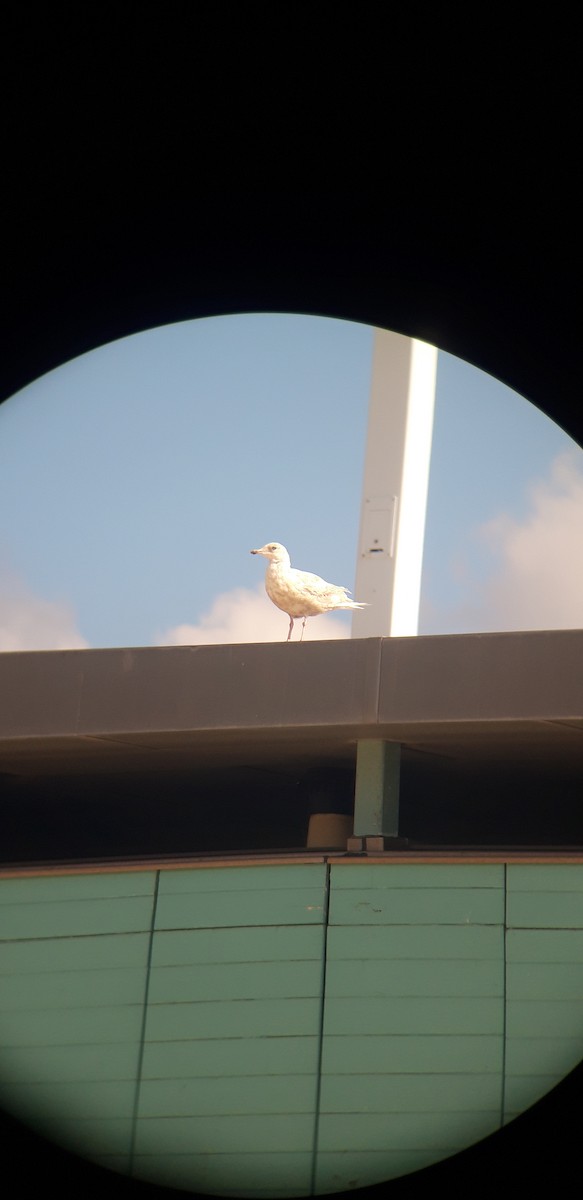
left=351, top=330, right=437, bottom=638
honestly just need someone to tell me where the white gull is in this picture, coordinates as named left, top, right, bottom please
left=250, top=542, right=367, bottom=641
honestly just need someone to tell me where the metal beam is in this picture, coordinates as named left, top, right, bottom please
left=353, top=740, right=401, bottom=838
left=352, top=330, right=437, bottom=637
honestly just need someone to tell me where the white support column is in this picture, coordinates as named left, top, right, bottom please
left=351, top=330, right=437, bottom=638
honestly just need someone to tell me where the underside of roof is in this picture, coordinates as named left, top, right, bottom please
left=1, top=631, right=582, bottom=863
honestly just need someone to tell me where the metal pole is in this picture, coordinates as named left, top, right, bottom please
left=353, top=740, right=401, bottom=838
left=351, top=330, right=437, bottom=638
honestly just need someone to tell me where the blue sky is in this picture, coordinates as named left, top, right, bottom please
left=0, top=313, right=581, bottom=649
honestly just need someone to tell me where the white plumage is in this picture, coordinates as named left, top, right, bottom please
left=250, top=542, right=366, bottom=641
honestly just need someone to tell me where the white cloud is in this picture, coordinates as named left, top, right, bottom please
left=156, top=583, right=351, bottom=645
left=0, top=569, right=89, bottom=651
left=425, top=451, right=583, bottom=633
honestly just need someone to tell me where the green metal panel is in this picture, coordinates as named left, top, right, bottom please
left=319, top=862, right=505, bottom=1194
left=506, top=928, right=583, bottom=961
left=0, top=862, right=327, bottom=1197
left=0, top=1079, right=136, bottom=1120
left=505, top=1036, right=583, bottom=1077
left=0, top=896, right=155, bottom=940
left=132, top=1152, right=313, bottom=1198
left=134, top=1113, right=316, bottom=1154
left=332, top=864, right=504, bottom=889
left=155, top=865, right=327, bottom=928
left=0, top=859, right=582, bottom=1197
left=319, top=1072, right=501, bottom=1112
left=507, top=961, right=583, bottom=999
left=0, top=871, right=153, bottom=1168
left=155, top=888, right=325, bottom=930
left=321, top=1034, right=503, bottom=1075
left=22, top=1116, right=134, bottom=1156
left=0, top=873, right=155, bottom=946
left=0, top=931, right=150, bottom=973
left=0, top=872, right=155, bottom=904
left=138, top=1075, right=317, bottom=1117
left=0, top=967, right=147, bottom=1009
left=0, top=1043, right=141, bottom=1083
left=330, top=886, right=503, bottom=926
left=507, top=891, right=583, bottom=928
left=135, top=862, right=327, bottom=1197
left=323, top=996, right=503, bottom=1036
left=507, top=863, right=583, bottom=927
left=325, top=958, right=502, bottom=998
left=504, top=1073, right=567, bottom=1115
left=507, top=865, right=583, bottom=891
left=0, top=1004, right=144, bottom=1046
left=330, top=862, right=505, bottom=930
left=158, top=865, right=327, bottom=893
left=142, top=1037, right=318, bottom=1080
left=315, top=1150, right=440, bottom=1196
left=151, top=924, right=324, bottom=966
left=503, top=872, right=583, bottom=1124
left=148, top=959, right=321, bottom=1003
left=506, top=1000, right=583, bottom=1038
left=316, top=1109, right=500, bottom=1152
left=144, top=998, right=321, bottom=1041
left=328, top=922, right=503, bottom=959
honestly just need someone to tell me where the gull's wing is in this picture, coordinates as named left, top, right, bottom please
left=289, top=568, right=350, bottom=599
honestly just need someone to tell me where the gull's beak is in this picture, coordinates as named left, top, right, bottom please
left=250, top=548, right=259, bottom=555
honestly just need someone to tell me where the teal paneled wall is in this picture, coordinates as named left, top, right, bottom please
left=1, top=862, right=582, bottom=1197
left=0, top=871, right=157, bottom=1176
left=505, top=865, right=583, bottom=1122
left=135, top=866, right=327, bottom=1197
left=317, top=866, right=504, bottom=1194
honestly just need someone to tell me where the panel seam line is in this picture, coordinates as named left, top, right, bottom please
left=501, top=862, right=508, bottom=1128
left=310, top=861, right=331, bottom=1196
left=129, top=869, right=160, bottom=1173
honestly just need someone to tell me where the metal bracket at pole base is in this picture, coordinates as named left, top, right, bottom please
left=347, top=835, right=409, bottom=854
left=365, top=835, right=409, bottom=852
left=346, top=836, right=366, bottom=853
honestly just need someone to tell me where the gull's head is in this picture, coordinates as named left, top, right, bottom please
left=250, top=542, right=290, bottom=565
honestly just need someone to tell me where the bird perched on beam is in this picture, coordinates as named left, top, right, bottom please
left=251, top=542, right=367, bottom=641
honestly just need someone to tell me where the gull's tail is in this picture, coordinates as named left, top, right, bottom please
left=336, top=599, right=368, bottom=611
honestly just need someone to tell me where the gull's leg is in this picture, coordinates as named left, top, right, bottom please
left=300, top=617, right=307, bottom=642
left=287, top=616, right=294, bottom=641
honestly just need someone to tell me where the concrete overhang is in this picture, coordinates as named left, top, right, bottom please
left=1, top=630, right=582, bottom=779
